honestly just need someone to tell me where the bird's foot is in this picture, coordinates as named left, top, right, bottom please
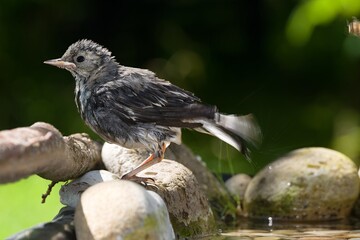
left=121, top=173, right=156, bottom=188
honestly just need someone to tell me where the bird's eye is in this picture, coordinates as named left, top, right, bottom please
left=76, top=56, right=85, bottom=63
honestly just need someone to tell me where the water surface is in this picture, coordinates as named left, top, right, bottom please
left=215, top=218, right=360, bottom=239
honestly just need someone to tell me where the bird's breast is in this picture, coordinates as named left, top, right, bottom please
left=75, top=80, right=91, bottom=120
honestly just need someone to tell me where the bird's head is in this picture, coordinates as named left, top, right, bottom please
left=44, top=39, right=115, bottom=79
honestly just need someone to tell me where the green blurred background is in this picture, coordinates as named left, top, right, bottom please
left=1, top=0, right=360, bottom=238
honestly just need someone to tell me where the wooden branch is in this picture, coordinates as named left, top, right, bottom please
left=0, top=122, right=103, bottom=183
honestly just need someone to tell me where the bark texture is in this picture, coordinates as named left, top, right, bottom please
left=0, top=122, right=103, bottom=183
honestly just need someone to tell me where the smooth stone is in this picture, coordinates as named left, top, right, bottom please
left=225, top=173, right=252, bottom=199
left=350, top=168, right=360, bottom=217
left=137, top=159, right=217, bottom=238
left=101, top=142, right=237, bottom=220
left=60, top=170, right=119, bottom=207
left=101, top=143, right=151, bottom=176
left=75, top=180, right=175, bottom=240
left=167, top=144, right=237, bottom=213
left=244, top=147, right=359, bottom=220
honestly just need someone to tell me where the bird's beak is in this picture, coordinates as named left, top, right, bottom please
left=44, top=58, right=76, bottom=70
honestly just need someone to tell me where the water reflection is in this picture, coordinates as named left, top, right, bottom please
left=236, top=217, right=360, bottom=230
left=214, top=218, right=360, bottom=239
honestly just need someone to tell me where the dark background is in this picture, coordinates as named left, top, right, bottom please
left=1, top=0, right=360, bottom=174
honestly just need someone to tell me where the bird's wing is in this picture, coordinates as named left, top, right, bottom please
left=93, top=68, right=216, bottom=128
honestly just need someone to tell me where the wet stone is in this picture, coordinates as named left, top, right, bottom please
left=243, top=147, right=359, bottom=221
left=225, top=173, right=252, bottom=200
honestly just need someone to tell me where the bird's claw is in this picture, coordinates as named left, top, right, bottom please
left=121, top=174, right=156, bottom=188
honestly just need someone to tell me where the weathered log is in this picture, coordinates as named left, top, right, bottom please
left=0, top=122, right=103, bottom=183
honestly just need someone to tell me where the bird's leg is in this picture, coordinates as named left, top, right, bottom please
left=121, top=143, right=166, bottom=183
left=122, top=153, right=156, bottom=179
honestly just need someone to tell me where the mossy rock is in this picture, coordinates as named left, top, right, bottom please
left=244, top=147, right=359, bottom=221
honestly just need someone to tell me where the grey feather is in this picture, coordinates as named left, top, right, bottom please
left=215, top=113, right=262, bottom=147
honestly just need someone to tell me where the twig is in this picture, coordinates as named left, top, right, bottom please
left=41, top=181, right=58, bottom=204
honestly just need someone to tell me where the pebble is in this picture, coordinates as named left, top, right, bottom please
left=75, top=180, right=175, bottom=240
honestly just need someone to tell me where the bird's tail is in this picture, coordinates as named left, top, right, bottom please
left=199, top=113, right=262, bottom=156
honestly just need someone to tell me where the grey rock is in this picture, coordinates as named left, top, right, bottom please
left=167, top=144, right=232, bottom=204
left=60, top=170, right=119, bottom=207
left=75, top=180, right=175, bottom=240
left=244, top=147, right=359, bottom=220
left=350, top=169, right=360, bottom=217
left=101, top=143, right=149, bottom=176
left=225, top=173, right=252, bottom=200
left=101, top=142, right=237, bottom=220
left=137, top=159, right=217, bottom=238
